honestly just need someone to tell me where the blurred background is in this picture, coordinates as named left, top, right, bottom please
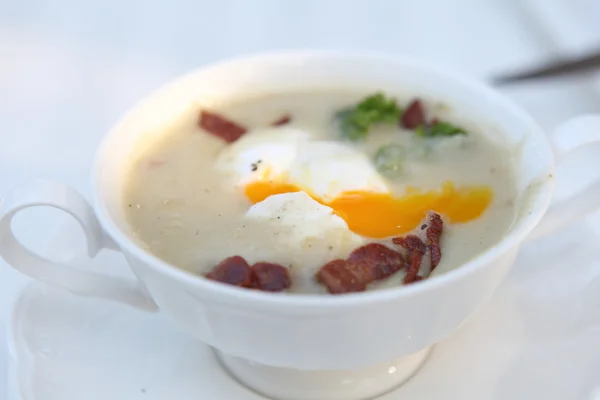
left=1, top=0, right=599, bottom=189
left=1, top=0, right=600, bottom=395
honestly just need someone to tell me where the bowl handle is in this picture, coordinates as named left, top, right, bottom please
left=0, top=181, right=158, bottom=311
left=528, top=114, right=600, bottom=240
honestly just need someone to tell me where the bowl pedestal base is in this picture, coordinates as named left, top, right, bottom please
left=216, top=347, right=432, bottom=400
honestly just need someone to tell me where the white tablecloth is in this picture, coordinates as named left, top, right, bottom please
left=1, top=0, right=599, bottom=396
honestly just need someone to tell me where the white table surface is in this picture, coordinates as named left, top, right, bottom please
left=1, top=0, right=599, bottom=396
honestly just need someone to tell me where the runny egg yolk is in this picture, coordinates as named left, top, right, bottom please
left=244, top=180, right=493, bottom=238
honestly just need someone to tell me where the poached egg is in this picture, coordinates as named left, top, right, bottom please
left=216, top=126, right=493, bottom=238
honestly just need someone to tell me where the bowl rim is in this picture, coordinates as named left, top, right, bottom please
left=91, top=49, right=554, bottom=310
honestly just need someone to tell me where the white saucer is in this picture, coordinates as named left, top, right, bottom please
left=8, top=219, right=600, bottom=400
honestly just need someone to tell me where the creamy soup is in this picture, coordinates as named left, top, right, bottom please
left=123, top=90, right=517, bottom=294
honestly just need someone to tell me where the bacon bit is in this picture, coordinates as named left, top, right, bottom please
left=430, top=117, right=440, bottom=126
left=205, top=256, right=253, bottom=287
left=206, top=257, right=291, bottom=292
left=199, top=111, right=247, bottom=143
left=426, top=212, right=443, bottom=270
left=392, top=237, right=403, bottom=246
left=392, top=235, right=426, bottom=252
left=392, top=235, right=427, bottom=284
left=271, top=114, right=291, bottom=126
left=393, top=214, right=443, bottom=283
left=316, top=259, right=367, bottom=294
left=347, top=243, right=404, bottom=281
left=403, top=252, right=424, bottom=284
left=401, top=99, right=426, bottom=129
left=316, top=244, right=404, bottom=294
left=251, top=262, right=291, bottom=292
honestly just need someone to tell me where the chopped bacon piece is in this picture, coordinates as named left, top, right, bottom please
left=251, top=262, right=291, bottom=292
left=348, top=243, right=405, bottom=281
left=199, top=111, right=247, bottom=143
left=317, top=244, right=404, bottom=294
left=401, top=99, right=426, bottom=129
left=271, top=114, right=291, bottom=126
left=430, top=117, right=440, bottom=125
left=392, top=235, right=426, bottom=252
left=426, top=213, right=443, bottom=270
left=393, top=235, right=427, bottom=284
left=403, top=252, right=424, bottom=284
left=205, top=256, right=253, bottom=287
left=391, top=236, right=405, bottom=247
left=316, top=259, right=367, bottom=294
left=394, top=214, right=443, bottom=283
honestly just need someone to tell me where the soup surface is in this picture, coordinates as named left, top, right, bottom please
left=123, top=90, right=517, bottom=294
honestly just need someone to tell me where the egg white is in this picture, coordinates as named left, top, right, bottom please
left=215, top=127, right=389, bottom=199
left=288, top=140, right=389, bottom=201
left=214, top=127, right=310, bottom=186
left=244, top=191, right=365, bottom=271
